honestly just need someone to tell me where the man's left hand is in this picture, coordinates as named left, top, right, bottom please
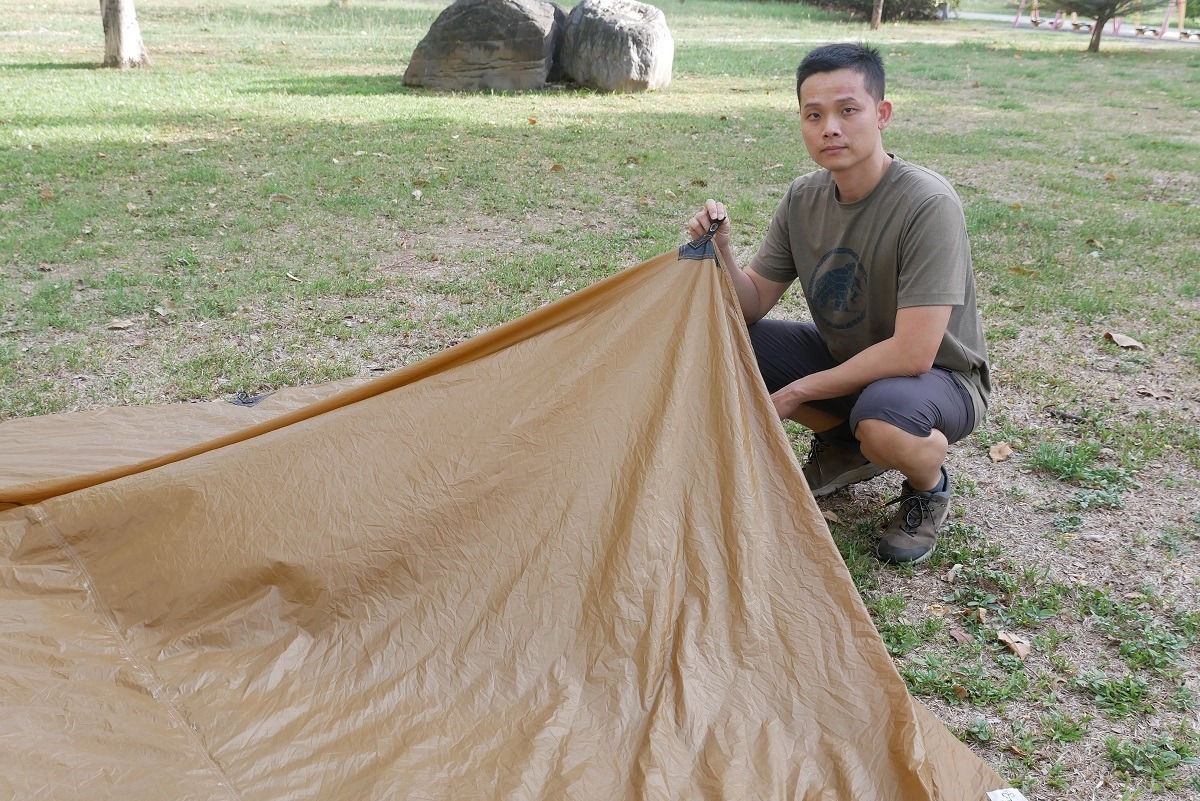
left=770, top=383, right=804, bottom=420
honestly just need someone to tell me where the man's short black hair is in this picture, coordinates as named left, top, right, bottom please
left=795, top=43, right=885, bottom=103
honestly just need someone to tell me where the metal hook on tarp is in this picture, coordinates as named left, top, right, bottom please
left=678, top=216, right=725, bottom=263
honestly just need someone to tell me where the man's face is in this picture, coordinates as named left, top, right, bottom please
left=798, top=68, right=892, bottom=174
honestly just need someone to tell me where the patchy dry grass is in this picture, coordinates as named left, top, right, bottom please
left=2, top=1, right=1198, bottom=797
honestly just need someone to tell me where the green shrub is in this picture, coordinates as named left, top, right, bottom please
left=809, top=0, right=947, bottom=23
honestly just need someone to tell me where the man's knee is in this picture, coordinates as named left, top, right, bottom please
left=856, top=417, right=925, bottom=449
left=856, top=417, right=948, bottom=475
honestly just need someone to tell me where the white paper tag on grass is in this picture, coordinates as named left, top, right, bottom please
left=987, top=790, right=1029, bottom=801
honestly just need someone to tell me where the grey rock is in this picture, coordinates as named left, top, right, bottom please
left=403, top=0, right=563, bottom=91
left=561, top=0, right=673, bottom=92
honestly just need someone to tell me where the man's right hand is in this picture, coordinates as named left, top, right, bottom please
left=686, top=199, right=731, bottom=251
left=685, top=198, right=791, bottom=326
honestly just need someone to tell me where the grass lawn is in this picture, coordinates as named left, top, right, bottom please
left=2, top=0, right=1199, bottom=797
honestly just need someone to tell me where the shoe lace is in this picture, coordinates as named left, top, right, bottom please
left=806, top=437, right=831, bottom=466
left=883, top=491, right=933, bottom=536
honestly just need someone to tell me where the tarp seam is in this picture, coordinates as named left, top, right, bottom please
left=31, top=505, right=246, bottom=801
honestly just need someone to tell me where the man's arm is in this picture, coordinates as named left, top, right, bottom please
left=770, top=305, right=953, bottom=420
left=687, top=199, right=791, bottom=324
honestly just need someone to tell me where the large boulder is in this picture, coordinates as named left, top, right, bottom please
left=403, top=0, right=564, bottom=92
left=560, top=0, right=673, bottom=93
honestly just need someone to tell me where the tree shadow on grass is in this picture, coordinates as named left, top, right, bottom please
left=245, top=75, right=413, bottom=97
left=1, top=62, right=101, bottom=71
left=243, top=75, right=587, bottom=98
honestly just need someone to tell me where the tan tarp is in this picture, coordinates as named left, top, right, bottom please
left=0, top=247, right=1005, bottom=799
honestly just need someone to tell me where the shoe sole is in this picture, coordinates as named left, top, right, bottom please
left=810, top=464, right=888, bottom=497
left=895, top=541, right=937, bottom=565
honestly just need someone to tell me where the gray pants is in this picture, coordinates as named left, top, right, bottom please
left=748, top=319, right=975, bottom=443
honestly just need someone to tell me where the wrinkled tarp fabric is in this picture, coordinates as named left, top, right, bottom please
left=0, top=249, right=1003, bottom=799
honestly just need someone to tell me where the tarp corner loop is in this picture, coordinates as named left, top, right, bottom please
left=679, top=217, right=724, bottom=262
left=228, top=391, right=270, bottom=407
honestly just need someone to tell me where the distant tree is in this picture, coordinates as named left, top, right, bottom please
left=100, top=0, right=150, bottom=68
left=817, top=0, right=944, bottom=24
left=1054, top=0, right=1168, bottom=51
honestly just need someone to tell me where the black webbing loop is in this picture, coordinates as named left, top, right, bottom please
left=678, top=217, right=725, bottom=262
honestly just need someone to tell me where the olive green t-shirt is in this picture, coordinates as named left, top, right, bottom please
left=749, top=157, right=991, bottom=424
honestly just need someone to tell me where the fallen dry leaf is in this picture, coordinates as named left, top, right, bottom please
left=943, top=563, right=964, bottom=583
left=39, top=189, right=57, bottom=201
left=951, top=684, right=969, bottom=700
left=550, top=163, right=564, bottom=173
left=989, top=442, right=1015, bottom=463
left=1103, top=172, right=1116, bottom=182
left=964, top=607, right=988, bottom=624
left=1103, top=331, right=1144, bottom=350
left=107, top=319, right=135, bottom=330
left=663, top=189, right=677, bottom=199
left=821, top=509, right=842, bottom=524
left=998, top=630, right=1033, bottom=660
left=1136, top=386, right=1172, bottom=400
left=949, top=626, right=974, bottom=644
left=690, top=179, right=708, bottom=187
left=412, top=179, right=429, bottom=187
left=528, top=117, right=537, bottom=125
left=1085, top=237, right=1104, bottom=249
left=268, top=193, right=296, bottom=204
left=285, top=272, right=303, bottom=283
left=1008, top=266, right=1037, bottom=278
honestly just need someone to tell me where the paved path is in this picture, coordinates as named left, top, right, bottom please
left=952, top=9, right=1198, bottom=45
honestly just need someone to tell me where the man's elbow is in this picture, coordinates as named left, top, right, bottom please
left=904, top=353, right=937, bottom=376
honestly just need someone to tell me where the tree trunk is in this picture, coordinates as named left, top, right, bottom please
left=1087, top=13, right=1108, bottom=51
left=871, top=0, right=884, bottom=29
left=100, top=0, right=150, bottom=69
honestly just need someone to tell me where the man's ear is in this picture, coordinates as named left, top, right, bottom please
left=877, top=99, right=893, bottom=131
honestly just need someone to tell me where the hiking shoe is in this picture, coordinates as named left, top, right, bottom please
left=803, top=435, right=887, bottom=497
left=876, top=467, right=952, bottom=565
